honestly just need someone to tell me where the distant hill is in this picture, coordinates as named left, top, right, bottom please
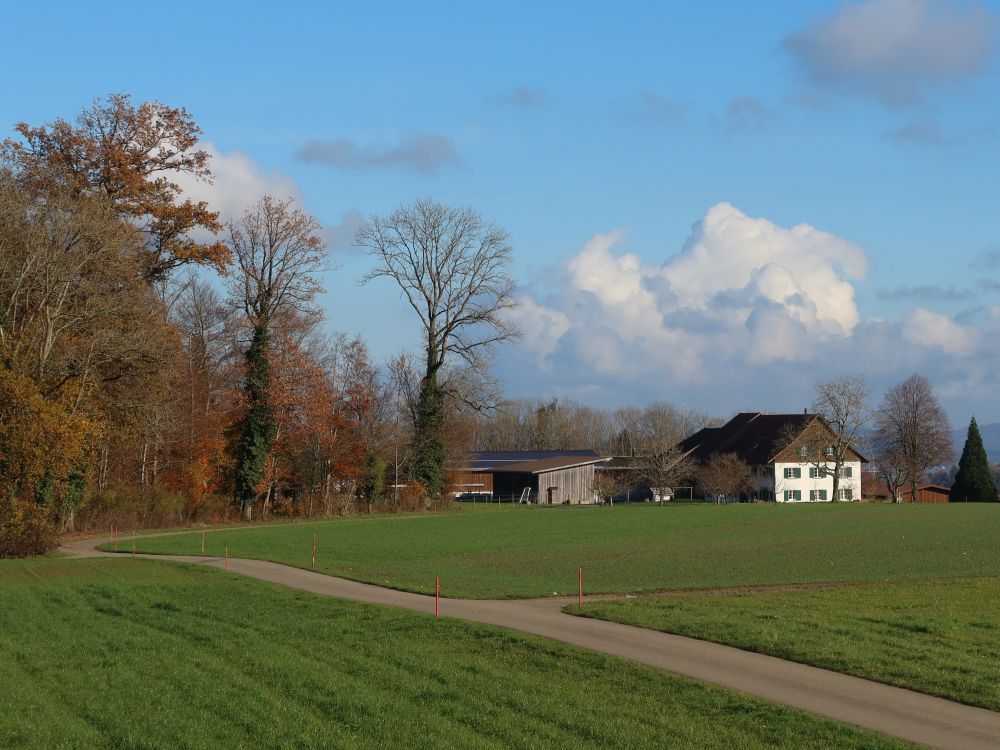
left=952, top=422, right=1000, bottom=463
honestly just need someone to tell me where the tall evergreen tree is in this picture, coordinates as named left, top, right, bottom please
left=950, top=417, right=997, bottom=502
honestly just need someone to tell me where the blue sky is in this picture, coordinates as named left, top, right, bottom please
left=3, top=0, right=999, bottom=424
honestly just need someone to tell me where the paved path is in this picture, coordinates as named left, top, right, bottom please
left=62, top=536, right=1000, bottom=750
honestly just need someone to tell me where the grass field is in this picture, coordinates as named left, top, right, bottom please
left=0, top=558, right=913, bottom=750
left=113, top=503, right=1000, bottom=598
left=578, top=577, right=1000, bottom=712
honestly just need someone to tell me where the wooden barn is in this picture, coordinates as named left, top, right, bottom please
left=898, top=484, right=951, bottom=504
left=449, top=451, right=607, bottom=504
left=861, top=472, right=951, bottom=503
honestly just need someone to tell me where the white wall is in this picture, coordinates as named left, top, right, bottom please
left=771, top=461, right=862, bottom=502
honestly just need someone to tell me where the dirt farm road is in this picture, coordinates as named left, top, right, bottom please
left=61, top=536, right=1000, bottom=750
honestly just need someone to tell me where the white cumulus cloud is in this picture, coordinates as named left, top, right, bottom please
left=501, top=206, right=1000, bottom=420
left=515, top=203, right=870, bottom=383
left=902, top=307, right=979, bottom=355
left=173, top=141, right=301, bottom=223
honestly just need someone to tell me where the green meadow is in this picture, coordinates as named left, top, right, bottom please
left=116, top=503, right=1000, bottom=599
left=0, top=557, right=912, bottom=750
left=579, top=576, right=1000, bottom=711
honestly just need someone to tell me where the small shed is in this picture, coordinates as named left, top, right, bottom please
left=898, top=484, right=951, bottom=504
left=862, top=474, right=953, bottom=504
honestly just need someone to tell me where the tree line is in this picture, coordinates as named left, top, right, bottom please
left=0, top=95, right=410, bottom=552
left=0, top=93, right=577, bottom=553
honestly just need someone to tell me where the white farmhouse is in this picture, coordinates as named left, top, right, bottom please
left=677, top=412, right=865, bottom=502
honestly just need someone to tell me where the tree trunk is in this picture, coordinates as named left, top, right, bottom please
left=323, top=465, right=332, bottom=516
left=139, top=439, right=149, bottom=487
left=98, top=444, right=109, bottom=491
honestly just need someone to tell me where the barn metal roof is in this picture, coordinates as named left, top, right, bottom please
left=487, top=455, right=609, bottom=474
left=464, top=450, right=600, bottom=471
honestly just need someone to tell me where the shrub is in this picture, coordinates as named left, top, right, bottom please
left=74, top=487, right=222, bottom=532
left=397, top=479, right=427, bottom=512
left=0, top=502, right=58, bottom=558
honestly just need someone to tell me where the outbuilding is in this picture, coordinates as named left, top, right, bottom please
left=449, top=451, right=607, bottom=504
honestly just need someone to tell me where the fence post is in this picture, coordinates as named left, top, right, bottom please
left=131, top=530, right=136, bottom=557
left=201, top=531, right=205, bottom=555
left=579, top=567, right=583, bottom=610
left=436, top=576, right=440, bottom=619
left=225, top=546, right=229, bottom=573
left=312, top=535, right=316, bottom=570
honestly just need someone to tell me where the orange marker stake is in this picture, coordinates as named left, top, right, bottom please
left=201, top=531, right=205, bottom=555
left=312, top=535, right=316, bottom=569
left=579, top=567, right=583, bottom=610
left=435, top=576, right=440, bottom=619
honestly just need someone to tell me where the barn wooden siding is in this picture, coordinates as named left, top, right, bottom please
left=537, top=464, right=596, bottom=505
left=899, top=486, right=950, bottom=504
left=445, top=470, right=493, bottom=495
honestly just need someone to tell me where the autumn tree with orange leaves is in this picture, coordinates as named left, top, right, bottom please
left=2, top=93, right=228, bottom=283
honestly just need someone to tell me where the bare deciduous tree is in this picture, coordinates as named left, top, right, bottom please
left=227, top=195, right=326, bottom=325
left=808, top=374, right=870, bottom=503
left=695, top=453, right=753, bottom=504
left=643, top=446, right=692, bottom=502
left=357, top=199, right=519, bottom=496
left=874, top=374, right=953, bottom=503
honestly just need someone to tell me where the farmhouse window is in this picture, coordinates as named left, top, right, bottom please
left=783, top=467, right=801, bottom=479
left=809, top=467, right=821, bottom=478
left=839, top=466, right=853, bottom=478
left=810, top=490, right=827, bottom=501
left=839, top=488, right=853, bottom=500
left=784, top=490, right=801, bottom=501
left=798, top=445, right=809, bottom=457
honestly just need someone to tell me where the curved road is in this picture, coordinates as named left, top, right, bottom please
left=62, top=536, right=1000, bottom=750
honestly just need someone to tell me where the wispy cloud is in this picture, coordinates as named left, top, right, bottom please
left=977, top=246, right=1000, bottom=270
left=321, top=210, right=365, bottom=254
left=725, top=96, right=775, bottom=133
left=296, top=134, right=460, bottom=174
left=636, top=92, right=686, bottom=123
left=496, top=85, right=548, bottom=109
left=883, top=280, right=1000, bottom=300
left=882, top=284, right=967, bottom=300
left=785, top=0, right=998, bottom=107
left=884, top=118, right=952, bottom=145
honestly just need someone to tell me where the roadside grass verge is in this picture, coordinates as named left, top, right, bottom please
left=110, top=503, right=1000, bottom=599
left=0, top=557, right=912, bottom=750
left=577, top=577, right=1000, bottom=712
